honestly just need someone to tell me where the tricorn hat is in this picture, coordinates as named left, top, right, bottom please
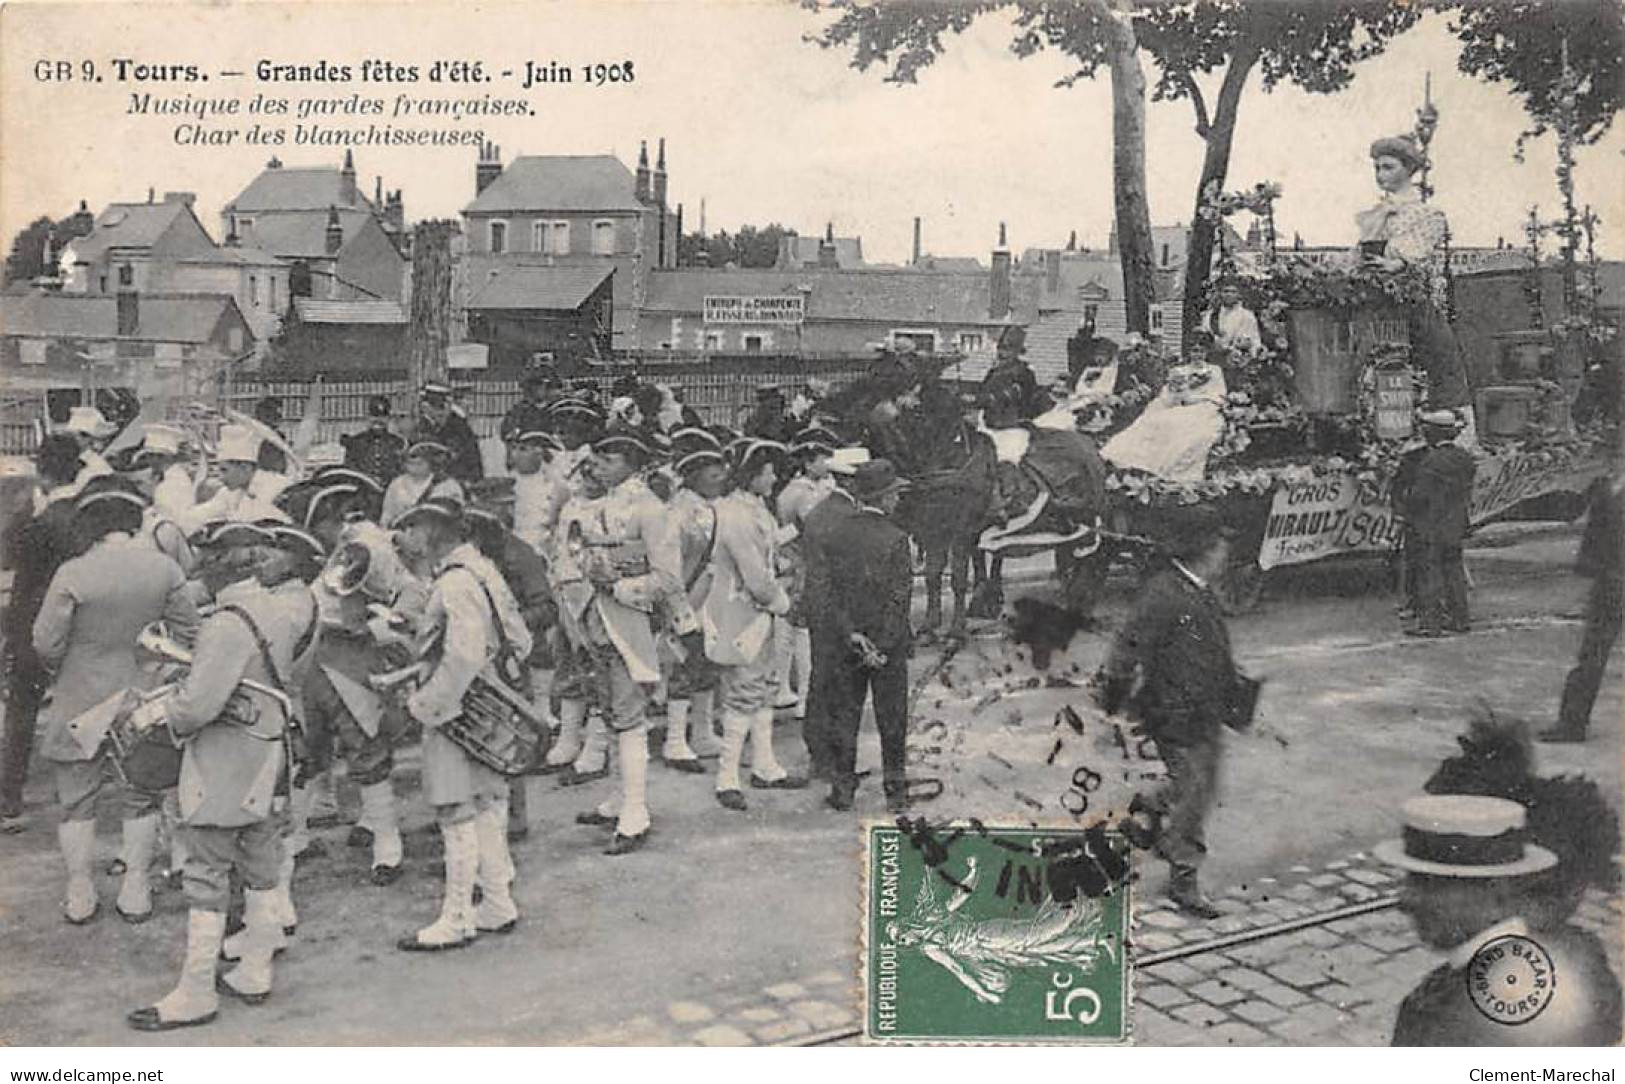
left=393, top=495, right=465, bottom=530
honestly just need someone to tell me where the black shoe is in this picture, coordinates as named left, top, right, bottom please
left=605, top=831, right=648, bottom=856
left=750, top=774, right=809, bottom=791
left=558, top=766, right=609, bottom=787
left=347, top=825, right=374, bottom=849
left=116, top=904, right=154, bottom=925
left=397, top=933, right=474, bottom=952
left=825, top=786, right=855, bottom=812
left=1118, top=814, right=1156, bottom=850
left=215, top=973, right=270, bottom=1006
left=478, top=917, right=519, bottom=935
left=575, top=810, right=618, bottom=827
left=1169, top=869, right=1222, bottom=919
left=1537, top=725, right=1587, bottom=744
left=885, top=792, right=910, bottom=815
left=127, top=1005, right=217, bottom=1032
left=661, top=756, right=707, bottom=774
left=370, top=863, right=403, bottom=887
left=716, top=790, right=748, bottom=812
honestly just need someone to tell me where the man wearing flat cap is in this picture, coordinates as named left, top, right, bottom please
left=1097, top=507, right=1252, bottom=917
left=1392, top=409, right=1475, bottom=637
left=342, top=394, right=406, bottom=485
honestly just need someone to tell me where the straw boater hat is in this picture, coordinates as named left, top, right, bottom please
left=134, top=424, right=188, bottom=462
left=216, top=424, right=262, bottom=464
left=1374, top=794, right=1558, bottom=879
left=420, top=381, right=454, bottom=401
left=827, top=446, right=871, bottom=476
left=64, top=405, right=117, bottom=440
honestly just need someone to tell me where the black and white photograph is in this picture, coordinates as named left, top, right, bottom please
left=0, top=0, right=1621, bottom=1063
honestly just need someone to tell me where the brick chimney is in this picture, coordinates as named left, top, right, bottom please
left=1045, top=249, right=1061, bottom=294
left=163, top=192, right=196, bottom=206
left=653, top=137, right=668, bottom=206
left=325, top=205, right=344, bottom=255
left=267, top=155, right=283, bottom=169
left=818, top=223, right=838, bottom=269
left=475, top=141, right=502, bottom=196
left=912, top=217, right=922, bottom=266
left=635, top=140, right=652, bottom=203
left=385, top=190, right=404, bottom=233
left=117, top=290, right=139, bottom=336
left=989, top=222, right=1011, bottom=320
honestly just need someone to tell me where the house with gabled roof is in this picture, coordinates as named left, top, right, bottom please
left=56, top=191, right=287, bottom=352
left=223, top=151, right=408, bottom=303
left=1, top=291, right=254, bottom=387
left=458, top=140, right=679, bottom=357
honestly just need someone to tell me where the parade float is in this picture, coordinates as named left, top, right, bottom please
left=1080, top=108, right=1617, bottom=614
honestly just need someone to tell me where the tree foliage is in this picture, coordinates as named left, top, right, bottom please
left=678, top=223, right=799, bottom=268
left=1436, top=0, right=1624, bottom=152
left=4, top=208, right=95, bottom=286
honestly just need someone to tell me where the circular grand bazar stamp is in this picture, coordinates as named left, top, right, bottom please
left=1467, top=934, right=1557, bottom=1026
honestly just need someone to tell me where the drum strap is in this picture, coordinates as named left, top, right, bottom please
left=685, top=508, right=717, bottom=594
left=220, top=604, right=292, bottom=697
left=441, top=565, right=514, bottom=661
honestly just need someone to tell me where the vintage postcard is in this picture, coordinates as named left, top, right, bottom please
left=0, top=0, right=1621, bottom=1058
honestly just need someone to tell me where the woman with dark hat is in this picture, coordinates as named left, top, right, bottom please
left=381, top=441, right=464, bottom=528
left=702, top=439, right=805, bottom=811
left=32, top=486, right=198, bottom=926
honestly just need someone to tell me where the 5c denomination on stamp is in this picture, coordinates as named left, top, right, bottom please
left=864, top=823, right=1130, bottom=1043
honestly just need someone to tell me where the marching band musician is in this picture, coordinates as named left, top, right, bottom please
left=218, top=519, right=325, bottom=968
left=509, top=429, right=565, bottom=577
left=702, top=439, right=807, bottom=812
left=657, top=432, right=730, bottom=771
left=183, top=424, right=280, bottom=531
left=32, top=482, right=198, bottom=927
left=126, top=520, right=310, bottom=1030
left=539, top=399, right=611, bottom=780
left=279, top=479, right=409, bottom=886
left=127, top=431, right=197, bottom=576
left=394, top=496, right=534, bottom=950
left=380, top=441, right=465, bottom=529
left=569, top=432, right=682, bottom=855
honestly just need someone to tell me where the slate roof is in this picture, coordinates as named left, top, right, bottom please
left=227, top=166, right=373, bottom=213
left=246, top=209, right=376, bottom=259
left=777, top=235, right=864, bottom=269
left=644, top=267, right=1036, bottom=326
left=1, top=292, right=245, bottom=344
left=467, top=265, right=613, bottom=311
left=463, top=156, right=645, bottom=214
left=70, top=202, right=190, bottom=262
left=294, top=299, right=407, bottom=324
left=176, top=241, right=283, bottom=267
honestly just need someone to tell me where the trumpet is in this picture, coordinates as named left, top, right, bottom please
left=368, top=660, right=430, bottom=693
left=136, top=622, right=296, bottom=720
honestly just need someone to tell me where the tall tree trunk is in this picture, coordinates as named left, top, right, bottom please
left=1103, top=6, right=1155, bottom=337
left=1181, top=40, right=1261, bottom=353
left=407, top=220, right=457, bottom=394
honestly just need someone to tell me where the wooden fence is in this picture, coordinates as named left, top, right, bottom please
left=1, top=354, right=876, bottom=456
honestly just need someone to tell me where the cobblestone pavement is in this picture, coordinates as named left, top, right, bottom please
left=609, top=848, right=1622, bottom=1046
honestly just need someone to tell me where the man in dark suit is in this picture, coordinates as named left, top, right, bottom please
left=0, top=436, right=83, bottom=831
left=1098, top=508, right=1245, bottom=918
left=412, top=382, right=484, bottom=483
left=1393, top=411, right=1476, bottom=637
left=1541, top=470, right=1623, bottom=743
left=823, top=460, right=914, bottom=813
left=798, top=463, right=860, bottom=781
left=342, top=395, right=406, bottom=484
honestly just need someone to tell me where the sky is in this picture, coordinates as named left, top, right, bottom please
left=2, top=0, right=1622, bottom=266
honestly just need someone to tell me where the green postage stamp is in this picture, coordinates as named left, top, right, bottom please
left=864, top=821, right=1131, bottom=1043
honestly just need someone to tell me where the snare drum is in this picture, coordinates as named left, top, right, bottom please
left=442, top=674, right=551, bottom=776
